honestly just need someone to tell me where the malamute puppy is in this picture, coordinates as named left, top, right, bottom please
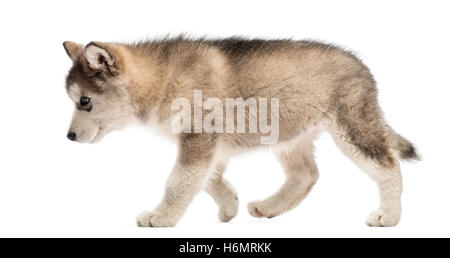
left=63, top=37, right=418, bottom=227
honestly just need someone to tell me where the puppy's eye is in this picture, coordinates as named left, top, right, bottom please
left=80, top=96, right=90, bottom=106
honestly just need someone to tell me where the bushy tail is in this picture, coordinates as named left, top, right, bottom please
left=392, top=132, right=420, bottom=161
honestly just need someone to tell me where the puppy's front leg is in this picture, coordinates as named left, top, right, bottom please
left=137, top=134, right=217, bottom=227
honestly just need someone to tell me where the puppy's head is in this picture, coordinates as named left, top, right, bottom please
left=63, top=41, right=134, bottom=143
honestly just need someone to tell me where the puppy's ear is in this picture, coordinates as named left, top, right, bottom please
left=63, top=41, right=84, bottom=60
left=84, top=42, right=117, bottom=75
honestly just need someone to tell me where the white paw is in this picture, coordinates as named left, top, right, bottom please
left=247, top=201, right=278, bottom=218
left=136, top=210, right=176, bottom=227
left=218, top=196, right=239, bottom=222
left=366, top=211, right=400, bottom=227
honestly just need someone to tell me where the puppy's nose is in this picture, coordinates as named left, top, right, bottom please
left=67, top=131, right=77, bottom=141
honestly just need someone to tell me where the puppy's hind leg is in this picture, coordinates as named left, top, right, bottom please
left=204, top=160, right=239, bottom=222
left=248, top=130, right=320, bottom=219
left=331, top=123, right=403, bottom=227
left=331, top=75, right=405, bottom=226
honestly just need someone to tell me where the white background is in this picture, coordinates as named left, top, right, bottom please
left=0, top=0, right=448, bottom=237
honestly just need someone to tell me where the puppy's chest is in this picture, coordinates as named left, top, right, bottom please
left=145, top=107, right=178, bottom=141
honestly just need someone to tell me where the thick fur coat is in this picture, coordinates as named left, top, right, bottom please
left=63, top=36, right=418, bottom=227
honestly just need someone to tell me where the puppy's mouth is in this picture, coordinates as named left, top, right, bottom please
left=89, top=126, right=106, bottom=144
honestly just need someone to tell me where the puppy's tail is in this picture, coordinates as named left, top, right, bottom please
left=390, top=130, right=420, bottom=161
